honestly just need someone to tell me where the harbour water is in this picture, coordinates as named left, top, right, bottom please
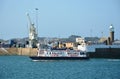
left=0, top=56, right=120, bottom=79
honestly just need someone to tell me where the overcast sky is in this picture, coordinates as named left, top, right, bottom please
left=0, top=0, right=120, bottom=40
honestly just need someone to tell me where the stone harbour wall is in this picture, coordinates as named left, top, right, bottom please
left=0, top=48, right=37, bottom=56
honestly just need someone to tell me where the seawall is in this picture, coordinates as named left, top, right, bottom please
left=0, top=48, right=120, bottom=59
left=0, top=48, right=37, bottom=56
left=89, top=48, right=120, bottom=59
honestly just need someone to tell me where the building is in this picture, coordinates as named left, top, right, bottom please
left=65, top=42, right=74, bottom=49
left=76, top=38, right=85, bottom=44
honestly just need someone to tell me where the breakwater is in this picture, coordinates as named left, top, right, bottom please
left=89, top=48, right=120, bottom=59
left=0, top=48, right=37, bottom=56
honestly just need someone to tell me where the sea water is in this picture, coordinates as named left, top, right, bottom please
left=0, top=56, right=120, bottom=79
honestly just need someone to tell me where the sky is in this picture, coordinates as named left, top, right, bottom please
left=0, top=0, right=120, bottom=40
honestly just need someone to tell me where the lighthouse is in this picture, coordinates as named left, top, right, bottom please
left=109, top=24, right=114, bottom=44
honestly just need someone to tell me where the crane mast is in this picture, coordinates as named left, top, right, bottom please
left=26, top=13, right=38, bottom=48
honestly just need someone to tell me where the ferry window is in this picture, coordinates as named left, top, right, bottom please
left=80, top=52, right=85, bottom=55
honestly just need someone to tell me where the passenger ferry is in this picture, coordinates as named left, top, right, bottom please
left=29, top=47, right=89, bottom=61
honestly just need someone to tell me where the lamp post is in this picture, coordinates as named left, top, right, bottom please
left=35, top=8, right=38, bottom=37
